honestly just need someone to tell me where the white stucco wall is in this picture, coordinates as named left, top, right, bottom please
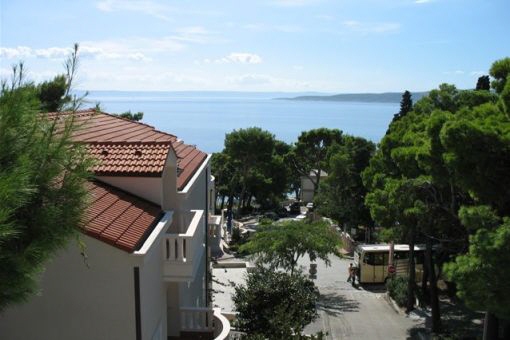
left=0, top=235, right=137, bottom=340
left=98, top=176, right=162, bottom=205
left=139, top=235, right=167, bottom=340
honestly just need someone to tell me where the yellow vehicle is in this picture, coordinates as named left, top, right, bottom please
left=353, top=244, right=425, bottom=284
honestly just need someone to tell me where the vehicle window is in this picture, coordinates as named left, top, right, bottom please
left=373, top=252, right=384, bottom=266
left=383, top=253, right=389, bottom=265
left=394, top=251, right=409, bottom=260
left=364, top=253, right=374, bottom=265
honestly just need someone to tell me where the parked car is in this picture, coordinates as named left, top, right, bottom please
left=306, top=202, right=314, bottom=212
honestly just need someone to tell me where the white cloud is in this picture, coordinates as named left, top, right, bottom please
left=96, top=0, right=173, bottom=21
left=470, top=71, right=485, bottom=76
left=0, top=45, right=151, bottom=62
left=0, top=27, right=223, bottom=63
left=243, top=23, right=302, bottom=33
left=443, top=70, right=465, bottom=75
left=206, top=53, right=263, bottom=64
left=172, top=26, right=225, bottom=44
left=342, top=20, right=401, bottom=34
left=0, top=46, right=72, bottom=59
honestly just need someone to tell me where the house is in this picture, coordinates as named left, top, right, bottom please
left=0, top=110, right=229, bottom=340
left=300, top=170, right=328, bottom=203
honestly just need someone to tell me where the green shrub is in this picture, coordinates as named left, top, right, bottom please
left=386, top=276, right=408, bottom=307
left=231, top=226, right=242, bottom=244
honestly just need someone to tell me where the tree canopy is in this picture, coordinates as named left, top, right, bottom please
left=233, top=265, right=319, bottom=339
left=112, top=110, right=144, bottom=121
left=212, top=127, right=291, bottom=212
left=363, top=57, right=510, bottom=333
left=240, top=220, right=341, bottom=275
left=0, top=50, right=92, bottom=310
left=287, top=128, right=343, bottom=195
left=315, top=135, right=375, bottom=230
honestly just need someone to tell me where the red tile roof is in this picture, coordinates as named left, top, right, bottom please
left=84, top=181, right=163, bottom=252
left=49, top=109, right=207, bottom=190
left=45, top=110, right=209, bottom=252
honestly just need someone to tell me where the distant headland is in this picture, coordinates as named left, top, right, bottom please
left=277, top=91, right=428, bottom=103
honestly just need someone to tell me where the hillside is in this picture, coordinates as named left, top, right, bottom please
left=278, top=91, right=428, bottom=103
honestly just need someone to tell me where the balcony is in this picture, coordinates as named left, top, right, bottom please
left=208, top=214, right=224, bottom=257
left=163, top=209, right=206, bottom=282
left=179, top=307, right=230, bottom=340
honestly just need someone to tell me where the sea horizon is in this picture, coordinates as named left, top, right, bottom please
left=83, top=90, right=399, bottom=153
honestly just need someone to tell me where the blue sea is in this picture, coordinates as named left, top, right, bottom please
left=84, top=91, right=398, bottom=153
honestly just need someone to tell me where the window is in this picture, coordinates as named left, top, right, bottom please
left=364, top=252, right=386, bottom=265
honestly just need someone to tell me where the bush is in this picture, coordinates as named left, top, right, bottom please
left=231, top=226, right=242, bottom=244
left=233, top=265, right=319, bottom=339
left=386, top=276, right=408, bottom=307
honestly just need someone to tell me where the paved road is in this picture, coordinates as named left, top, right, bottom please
left=212, top=255, right=424, bottom=339
left=302, top=255, right=423, bottom=340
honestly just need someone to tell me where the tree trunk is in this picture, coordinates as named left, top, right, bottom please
left=426, top=239, right=441, bottom=333
left=501, top=318, right=510, bottom=340
left=315, top=168, right=322, bottom=194
left=406, top=226, right=416, bottom=313
left=220, top=195, right=226, bottom=211
left=483, top=312, right=499, bottom=340
left=247, top=194, right=253, bottom=208
left=421, top=251, right=429, bottom=308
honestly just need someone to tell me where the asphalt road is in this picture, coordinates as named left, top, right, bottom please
left=301, top=255, right=424, bottom=340
left=212, top=254, right=424, bottom=339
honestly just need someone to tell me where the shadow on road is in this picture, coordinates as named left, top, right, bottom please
left=358, top=283, right=386, bottom=293
left=406, top=299, right=483, bottom=340
left=317, top=292, right=360, bottom=316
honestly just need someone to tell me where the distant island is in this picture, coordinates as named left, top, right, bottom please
left=277, top=91, right=428, bottom=103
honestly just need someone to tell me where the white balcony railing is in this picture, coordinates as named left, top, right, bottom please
left=163, top=209, right=205, bottom=281
left=179, top=307, right=230, bottom=340
left=180, top=307, right=213, bottom=332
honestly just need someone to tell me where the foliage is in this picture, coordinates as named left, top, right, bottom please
left=287, top=128, right=343, bottom=194
left=213, top=128, right=291, bottom=213
left=444, top=221, right=510, bottom=320
left=386, top=276, right=408, bottom=308
left=489, top=57, right=510, bottom=94
left=315, top=135, right=375, bottom=228
left=475, top=75, right=491, bottom=91
left=233, top=266, right=319, bottom=339
left=37, top=75, right=69, bottom=112
left=0, top=57, right=92, bottom=310
left=363, top=57, right=510, bottom=333
left=240, top=220, right=341, bottom=274
left=231, top=226, right=243, bottom=244
left=391, top=90, right=413, bottom=124
left=438, top=58, right=510, bottom=322
left=112, top=110, right=144, bottom=121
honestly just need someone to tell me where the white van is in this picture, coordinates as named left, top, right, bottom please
left=353, top=244, right=425, bottom=284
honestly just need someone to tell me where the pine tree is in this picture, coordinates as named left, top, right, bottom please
left=0, top=47, right=92, bottom=311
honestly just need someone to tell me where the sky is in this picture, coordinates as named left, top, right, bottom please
left=0, top=0, right=509, bottom=93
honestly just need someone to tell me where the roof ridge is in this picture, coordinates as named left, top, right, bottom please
left=98, top=110, right=177, bottom=139
left=86, top=140, right=173, bottom=145
left=46, top=108, right=178, bottom=139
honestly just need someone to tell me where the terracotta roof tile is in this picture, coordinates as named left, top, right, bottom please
left=47, top=109, right=208, bottom=190
left=83, top=181, right=162, bottom=252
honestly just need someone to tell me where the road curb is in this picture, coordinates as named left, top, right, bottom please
left=384, top=292, right=405, bottom=315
